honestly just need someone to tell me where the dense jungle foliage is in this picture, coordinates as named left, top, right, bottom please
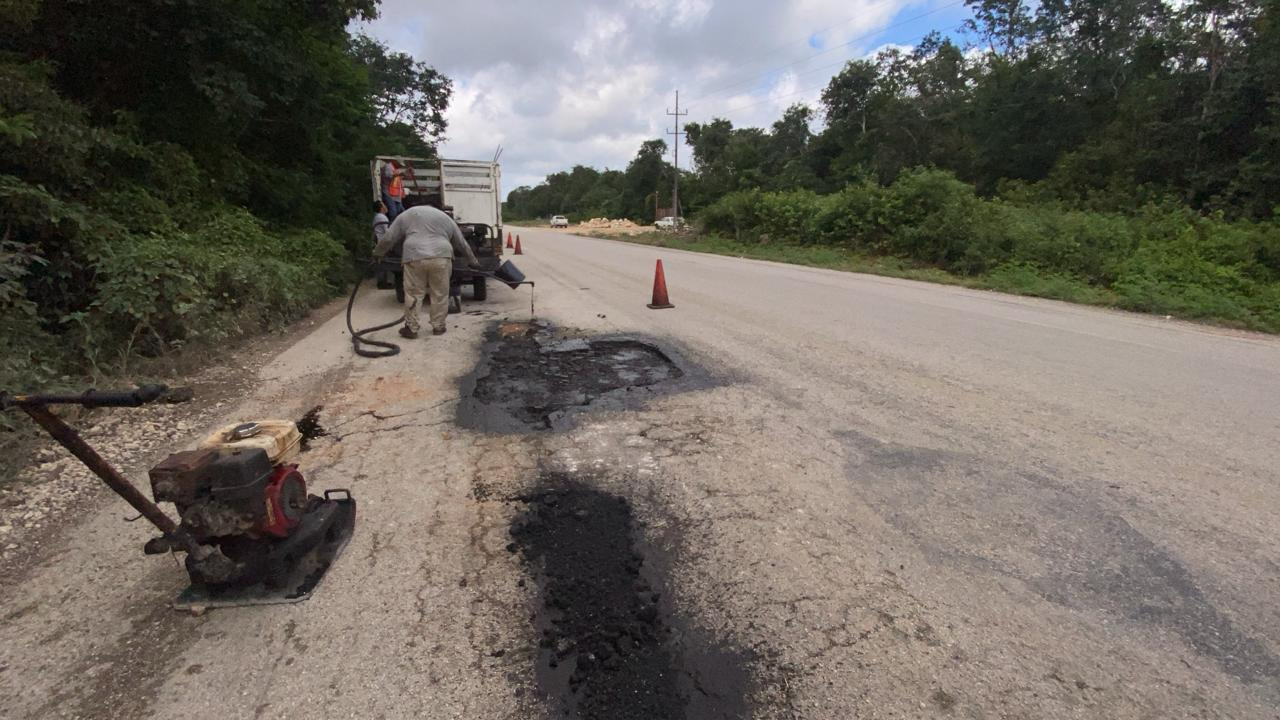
left=0, top=0, right=450, bottom=391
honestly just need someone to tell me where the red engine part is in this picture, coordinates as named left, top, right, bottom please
left=260, top=464, right=307, bottom=538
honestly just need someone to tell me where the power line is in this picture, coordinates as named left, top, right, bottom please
left=715, top=82, right=831, bottom=119
left=717, top=70, right=1062, bottom=124
left=705, top=56, right=864, bottom=113
left=688, top=0, right=967, bottom=105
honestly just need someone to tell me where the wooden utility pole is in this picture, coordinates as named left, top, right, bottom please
left=666, top=91, right=688, bottom=222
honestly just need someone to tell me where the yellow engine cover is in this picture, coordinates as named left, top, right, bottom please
left=199, top=420, right=302, bottom=465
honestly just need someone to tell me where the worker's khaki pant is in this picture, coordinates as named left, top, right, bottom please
left=402, top=258, right=451, bottom=334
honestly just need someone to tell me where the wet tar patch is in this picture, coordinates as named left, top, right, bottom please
left=296, top=405, right=327, bottom=449
left=460, top=322, right=685, bottom=432
left=509, top=473, right=753, bottom=719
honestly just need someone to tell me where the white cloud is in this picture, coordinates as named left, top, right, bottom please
left=865, top=41, right=916, bottom=58
left=573, top=10, right=628, bottom=58
left=628, top=0, right=714, bottom=27
left=358, top=0, right=931, bottom=195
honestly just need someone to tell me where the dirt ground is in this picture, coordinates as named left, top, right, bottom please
left=559, top=221, right=656, bottom=237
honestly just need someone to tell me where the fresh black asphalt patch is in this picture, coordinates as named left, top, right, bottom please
left=458, top=321, right=686, bottom=433
left=508, top=473, right=755, bottom=719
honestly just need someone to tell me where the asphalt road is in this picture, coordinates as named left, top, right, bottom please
left=2, top=226, right=1278, bottom=718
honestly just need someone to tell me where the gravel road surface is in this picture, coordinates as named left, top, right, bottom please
left=2, top=226, right=1277, bottom=718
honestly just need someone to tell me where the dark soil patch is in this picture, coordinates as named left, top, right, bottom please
left=509, top=473, right=753, bottom=719
left=461, top=322, right=684, bottom=432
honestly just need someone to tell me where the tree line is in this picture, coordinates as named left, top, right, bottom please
left=505, top=0, right=1280, bottom=331
left=505, top=140, right=677, bottom=223
left=512, top=0, right=1280, bottom=220
left=0, top=0, right=450, bottom=392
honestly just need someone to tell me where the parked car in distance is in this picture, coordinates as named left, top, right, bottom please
left=550, top=215, right=569, bottom=228
left=655, top=216, right=684, bottom=229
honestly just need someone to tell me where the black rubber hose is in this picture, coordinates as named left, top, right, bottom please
left=0, top=384, right=169, bottom=409
left=347, top=262, right=402, bottom=358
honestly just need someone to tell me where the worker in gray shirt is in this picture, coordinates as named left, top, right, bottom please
left=373, top=195, right=480, bottom=338
left=371, top=200, right=390, bottom=246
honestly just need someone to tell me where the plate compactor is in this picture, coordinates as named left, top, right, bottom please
left=1, top=385, right=356, bottom=609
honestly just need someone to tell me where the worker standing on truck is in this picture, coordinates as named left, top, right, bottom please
left=373, top=195, right=480, bottom=339
left=381, top=160, right=404, bottom=220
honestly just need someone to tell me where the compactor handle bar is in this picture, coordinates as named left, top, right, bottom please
left=0, top=384, right=168, bottom=410
left=1, top=381, right=213, bottom=557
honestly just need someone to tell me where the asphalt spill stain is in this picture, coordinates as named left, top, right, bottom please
left=296, top=405, right=327, bottom=449
left=509, top=474, right=753, bottom=719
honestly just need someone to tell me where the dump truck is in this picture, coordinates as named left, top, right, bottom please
left=371, top=156, right=504, bottom=305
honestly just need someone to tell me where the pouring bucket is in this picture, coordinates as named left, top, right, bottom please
left=493, top=260, right=527, bottom=289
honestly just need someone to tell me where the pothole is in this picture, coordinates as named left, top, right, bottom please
left=460, top=322, right=685, bottom=432
left=508, top=473, right=754, bottom=719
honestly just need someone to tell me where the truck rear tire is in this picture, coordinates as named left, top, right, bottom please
left=472, top=277, right=487, bottom=301
left=394, top=271, right=405, bottom=304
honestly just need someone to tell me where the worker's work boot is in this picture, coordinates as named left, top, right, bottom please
left=399, top=326, right=419, bottom=339
left=432, top=327, right=446, bottom=336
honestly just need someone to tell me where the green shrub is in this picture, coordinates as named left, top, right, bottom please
left=698, top=190, right=763, bottom=241
left=881, top=168, right=984, bottom=270
left=985, top=262, right=1115, bottom=304
left=0, top=62, right=353, bottom=385
left=90, top=208, right=346, bottom=355
left=755, top=190, right=823, bottom=243
left=0, top=239, right=61, bottom=392
left=1000, top=205, right=1136, bottom=283
left=813, top=181, right=894, bottom=252
left=1111, top=226, right=1272, bottom=327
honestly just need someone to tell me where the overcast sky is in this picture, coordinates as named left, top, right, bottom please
left=359, top=0, right=970, bottom=197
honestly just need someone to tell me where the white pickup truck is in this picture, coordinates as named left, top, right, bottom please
left=550, top=215, right=569, bottom=228
left=655, top=216, right=684, bottom=229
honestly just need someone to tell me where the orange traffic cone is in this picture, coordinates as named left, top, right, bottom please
left=514, top=235, right=523, bottom=255
left=506, top=231, right=513, bottom=249
left=647, top=259, right=674, bottom=309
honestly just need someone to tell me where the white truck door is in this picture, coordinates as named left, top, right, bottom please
left=440, top=159, right=499, bottom=227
